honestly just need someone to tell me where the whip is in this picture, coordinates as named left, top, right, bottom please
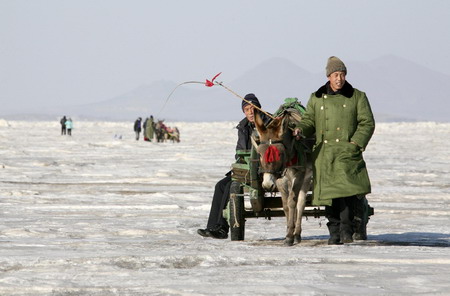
left=157, top=72, right=275, bottom=120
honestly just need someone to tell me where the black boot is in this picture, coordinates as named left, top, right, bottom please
left=338, top=196, right=356, bottom=244
left=328, top=236, right=342, bottom=245
left=340, top=219, right=354, bottom=244
left=209, top=225, right=228, bottom=239
left=197, top=228, right=213, bottom=238
left=327, top=222, right=342, bottom=245
left=353, top=195, right=368, bottom=240
left=352, top=217, right=367, bottom=240
left=340, top=231, right=354, bottom=244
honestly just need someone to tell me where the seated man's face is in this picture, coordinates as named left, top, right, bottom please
left=243, top=105, right=255, bottom=123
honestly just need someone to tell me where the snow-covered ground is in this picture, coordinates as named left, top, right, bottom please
left=0, top=119, right=449, bottom=295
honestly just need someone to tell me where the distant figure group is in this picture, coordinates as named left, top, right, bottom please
left=60, top=116, right=73, bottom=136
left=134, top=115, right=180, bottom=143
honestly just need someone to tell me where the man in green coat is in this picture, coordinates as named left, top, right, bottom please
left=295, top=56, right=375, bottom=245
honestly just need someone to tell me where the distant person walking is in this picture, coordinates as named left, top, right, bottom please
left=143, top=117, right=148, bottom=136
left=65, top=118, right=73, bottom=136
left=60, top=116, right=67, bottom=135
left=134, top=117, right=142, bottom=140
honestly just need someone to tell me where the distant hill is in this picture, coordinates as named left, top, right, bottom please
left=347, top=55, right=448, bottom=122
left=4, top=55, right=449, bottom=122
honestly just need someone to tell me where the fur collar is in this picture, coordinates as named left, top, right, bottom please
left=314, top=81, right=354, bottom=98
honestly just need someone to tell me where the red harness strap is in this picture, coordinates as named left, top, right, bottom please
left=285, top=154, right=298, bottom=167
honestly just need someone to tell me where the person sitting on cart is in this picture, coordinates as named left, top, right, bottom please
left=197, top=93, right=270, bottom=239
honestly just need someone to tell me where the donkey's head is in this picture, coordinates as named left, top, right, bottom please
left=254, top=111, right=287, bottom=192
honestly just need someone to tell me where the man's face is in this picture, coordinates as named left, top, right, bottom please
left=328, top=71, right=346, bottom=92
left=243, top=104, right=255, bottom=123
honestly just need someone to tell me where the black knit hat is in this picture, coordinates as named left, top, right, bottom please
left=242, top=93, right=261, bottom=111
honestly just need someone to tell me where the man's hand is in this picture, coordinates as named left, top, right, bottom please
left=293, top=128, right=303, bottom=140
left=350, top=141, right=364, bottom=151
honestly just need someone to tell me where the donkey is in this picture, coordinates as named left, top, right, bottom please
left=155, top=120, right=167, bottom=143
left=253, top=109, right=313, bottom=246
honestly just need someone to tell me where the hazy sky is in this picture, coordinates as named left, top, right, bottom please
left=1, top=0, right=449, bottom=113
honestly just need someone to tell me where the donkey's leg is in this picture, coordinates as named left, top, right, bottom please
left=294, top=169, right=313, bottom=244
left=284, top=175, right=299, bottom=246
left=293, top=187, right=307, bottom=244
left=277, top=176, right=295, bottom=246
left=276, top=177, right=290, bottom=225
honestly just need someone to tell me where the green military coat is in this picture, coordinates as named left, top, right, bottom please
left=145, top=117, right=154, bottom=140
left=297, top=81, right=375, bottom=206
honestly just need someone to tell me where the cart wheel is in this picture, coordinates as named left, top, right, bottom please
left=229, top=181, right=245, bottom=241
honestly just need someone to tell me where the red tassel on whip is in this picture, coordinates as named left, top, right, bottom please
left=205, top=72, right=222, bottom=87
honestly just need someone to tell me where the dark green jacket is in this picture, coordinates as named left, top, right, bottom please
left=297, top=81, right=375, bottom=206
left=145, top=117, right=154, bottom=139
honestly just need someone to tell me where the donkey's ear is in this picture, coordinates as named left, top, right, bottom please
left=268, top=117, right=283, bottom=139
left=276, top=117, right=285, bottom=139
left=254, top=109, right=266, bottom=134
left=267, top=117, right=282, bottom=129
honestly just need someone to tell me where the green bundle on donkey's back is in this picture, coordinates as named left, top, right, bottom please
left=273, top=97, right=307, bottom=130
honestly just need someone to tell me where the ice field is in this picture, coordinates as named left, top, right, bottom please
left=0, top=119, right=449, bottom=295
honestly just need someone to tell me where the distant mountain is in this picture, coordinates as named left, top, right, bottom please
left=227, top=57, right=323, bottom=114
left=347, top=55, right=448, bottom=122
left=8, top=55, right=448, bottom=122
left=63, top=58, right=318, bottom=122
